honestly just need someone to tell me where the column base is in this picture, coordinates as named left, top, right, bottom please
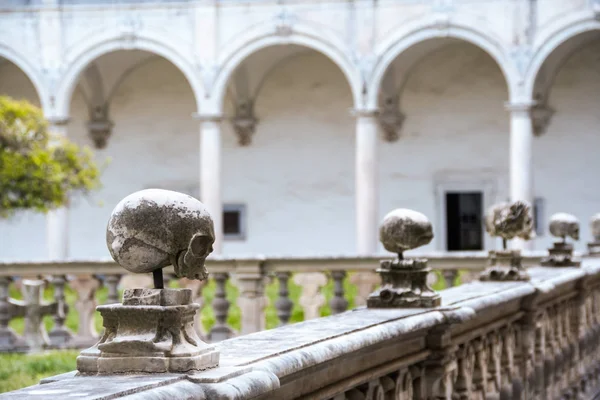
left=367, top=258, right=441, bottom=308
left=480, top=250, right=530, bottom=281
left=77, top=288, right=219, bottom=375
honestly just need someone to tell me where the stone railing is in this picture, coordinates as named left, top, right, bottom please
left=3, top=258, right=600, bottom=399
left=0, top=252, right=547, bottom=352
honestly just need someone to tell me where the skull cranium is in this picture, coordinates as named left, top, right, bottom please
left=106, top=189, right=215, bottom=280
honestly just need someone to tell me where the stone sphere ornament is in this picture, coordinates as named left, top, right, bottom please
left=541, top=212, right=581, bottom=267
left=368, top=208, right=440, bottom=308
left=548, top=213, right=579, bottom=242
left=77, top=189, right=220, bottom=375
left=379, top=208, right=434, bottom=257
left=106, top=189, right=215, bottom=287
left=480, top=201, right=533, bottom=281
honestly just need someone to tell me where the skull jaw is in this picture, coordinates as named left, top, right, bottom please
left=173, top=251, right=209, bottom=281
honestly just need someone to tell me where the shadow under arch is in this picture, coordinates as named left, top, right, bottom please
left=524, top=18, right=600, bottom=100
left=0, top=43, right=50, bottom=112
left=366, top=21, right=516, bottom=109
left=210, top=28, right=362, bottom=112
left=55, top=32, right=204, bottom=117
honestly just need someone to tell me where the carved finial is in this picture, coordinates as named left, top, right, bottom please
left=588, top=213, right=600, bottom=255
left=481, top=201, right=533, bottom=281
left=367, top=209, right=440, bottom=308
left=541, top=213, right=580, bottom=267
left=77, top=189, right=220, bottom=375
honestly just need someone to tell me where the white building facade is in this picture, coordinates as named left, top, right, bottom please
left=0, top=0, right=599, bottom=260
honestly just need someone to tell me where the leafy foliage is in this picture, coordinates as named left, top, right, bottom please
left=0, top=96, right=101, bottom=218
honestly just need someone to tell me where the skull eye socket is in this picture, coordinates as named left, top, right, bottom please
left=189, top=234, right=214, bottom=257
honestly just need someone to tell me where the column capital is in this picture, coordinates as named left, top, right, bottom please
left=192, top=112, right=224, bottom=122
left=350, top=108, right=379, bottom=118
left=504, top=101, right=536, bottom=113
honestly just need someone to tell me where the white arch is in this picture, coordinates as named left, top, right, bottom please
left=367, top=19, right=518, bottom=109
left=523, top=17, right=600, bottom=99
left=210, top=23, right=362, bottom=113
left=0, top=43, right=50, bottom=112
left=55, top=30, right=204, bottom=116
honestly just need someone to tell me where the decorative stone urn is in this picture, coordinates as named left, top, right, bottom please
left=76, top=189, right=220, bottom=375
left=588, top=214, right=600, bottom=256
left=480, top=201, right=533, bottom=281
left=367, top=209, right=441, bottom=308
left=541, top=212, right=581, bottom=267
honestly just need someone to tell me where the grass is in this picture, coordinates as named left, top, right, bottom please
left=0, top=269, right=461, bottom=393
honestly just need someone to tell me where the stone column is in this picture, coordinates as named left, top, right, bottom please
left=506, top=103, right=534, bottom=250
left=46, top=117, right=70, bottom=260
left=196, top=114, right=223, bottom=254
left=353, top=109, right=379, bottom=255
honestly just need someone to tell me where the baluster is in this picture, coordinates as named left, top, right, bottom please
left=499, top=326, right=516, bottom=399
left=472, top=338, right=488, bottom=400
left=329, top=270, right=348, bottom=314
left=454, top=344, right=475, bottom=399
left=104, top=274, right=121, bottom=304
left=69, top=274, right=100, bottom=347
left=19, top=279, right=55, bottom=352
left=0, top=277, right=23, bottom=351
left=236, top=261, right=267, bottom=335
left=442, top=270, right=459, bottom=288
left=179, top=277, right=208, bottom=338
left=294, top=272, right=327, bottom=320
left=275, top=272, right=293, bottom=326
left=349, top=271, right=380, bottom=307
left=208, top=273, right=235, bottom=342
left=48, top=275, right=73, bottom=346
left=486, top=331, right=502, bottom=397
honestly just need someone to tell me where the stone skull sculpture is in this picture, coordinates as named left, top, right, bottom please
left=591, top=214, right=600, bottom=242
left=106, top=189, right=215, bottom=280
left=549, top=212, right=579, bottom=241
left=379, top=208, right=434, bottom=255
left=485, top=201, right=535, bottom=241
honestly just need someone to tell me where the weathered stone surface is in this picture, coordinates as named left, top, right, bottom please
left=106, top=189, right=215, bottom=280
left=484, top=201, right=534, bottom=241
left=369, top=209, right=440, bottom=308
left=379, top=209, right=433, bottom=255
left=77, top=288, right=219, bottom=375
left=589, top=214, right=600, bottom=255
left=480, top=250, right=531, bottom=281
left=5, top=261, right=600, bottom=399
left=548, top=212, right=579, bottom=241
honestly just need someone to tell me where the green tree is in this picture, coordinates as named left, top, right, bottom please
left=0, top=96, right=102, bottom=218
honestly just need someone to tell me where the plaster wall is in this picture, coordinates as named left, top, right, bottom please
left=0, top=40, right=599, bottom=260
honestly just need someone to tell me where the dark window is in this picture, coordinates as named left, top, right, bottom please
left=446, top=192, right=483, bottom=251
left=223, top=210, right=240, bottom=235
left=223, top=204, right=246, bottom=240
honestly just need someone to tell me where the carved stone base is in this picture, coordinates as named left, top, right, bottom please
left=588, top=241, right=600, bottom=256
left=367, top=258, right=441, bottom=308
left=480, top=250, right=530, bottom=281
left=541, top=242, right=580, bottom=267
left=77, top=288, right=219, bottom=375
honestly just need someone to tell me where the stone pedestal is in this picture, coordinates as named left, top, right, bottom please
left=77, top=288, right=219, bottom=375
left=367, top=258, right=441, bottom=308
left=480, top=250, right=530, bottom=281
left=541, top=242, right=580, bottom=267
